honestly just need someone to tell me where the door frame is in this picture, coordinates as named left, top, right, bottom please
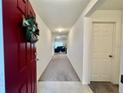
left=91, top=10, right=122, bottom=84
left=0, top=0, right=5, bottom=93
left=91, top=21, right=116, bottom=83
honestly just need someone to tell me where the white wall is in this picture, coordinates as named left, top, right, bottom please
left=68, top=16, right=93, bottom=84
left=67, top=0, right=99, bottom=84
left=36, top=13, right=53, bottom=81
left=68, top=16, right=84, bottom=81
left=82, top=17, right=92, bottom=84
left=91, top=10, right=122, bottom=84
left=0, top=0, right=5, bottom=92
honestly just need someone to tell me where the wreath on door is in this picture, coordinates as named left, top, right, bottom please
left=22, top=16, right=39, bottom=43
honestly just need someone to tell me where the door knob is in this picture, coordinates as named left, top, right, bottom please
left=37, top=58, right=39, bottom=61
left=109, top=55, right=113, bottom=58
left=35, top=58, right=39, bottom=61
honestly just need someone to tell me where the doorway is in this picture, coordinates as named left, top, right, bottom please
left=90, top=22, right=120, bottom=93
left=54, top=40, right=67, bottom=54
left=53, top=35, right=67, bottom=54
left=91, top=22, right=115, bottom=82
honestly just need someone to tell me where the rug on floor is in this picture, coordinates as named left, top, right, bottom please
left=89, top=81, right=119, bottom=93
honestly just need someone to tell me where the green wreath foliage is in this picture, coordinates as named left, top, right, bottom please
left=22, top=16, right=39, bottom=43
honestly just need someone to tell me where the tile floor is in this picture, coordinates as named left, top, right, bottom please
left=37, top=81, right=93, bottom=93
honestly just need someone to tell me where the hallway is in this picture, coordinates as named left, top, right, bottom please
left=39, top=54, right=80, bottom=81
left=37, top=54, right=93, bottom=93
left=0, top=0, right=122, bottom=93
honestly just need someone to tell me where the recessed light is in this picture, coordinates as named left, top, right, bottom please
left=55, top=28, right=65, bottom=33
left=56, top=36, right=61, bottom=39
left=58, top=29, right=62, bottom=32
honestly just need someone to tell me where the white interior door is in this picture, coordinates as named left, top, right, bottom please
left=91, top=22, right=114, bottom=82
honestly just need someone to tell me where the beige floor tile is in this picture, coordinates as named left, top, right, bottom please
left=37, top=81, right=93, bottom=93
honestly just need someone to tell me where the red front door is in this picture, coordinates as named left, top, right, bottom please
left=2, top=0, right=37, bottom=93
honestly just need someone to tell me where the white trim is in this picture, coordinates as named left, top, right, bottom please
left=0, top=0, right=5, bottom=93
left=82, top=17, right=92, bottom=84
left=83, top=0, right=98, bottom=16
left=91, top=21, right=116, bottom=83
left=91, top=10, right=122, bottom=84
left=69, top=0, right=102, bottom=85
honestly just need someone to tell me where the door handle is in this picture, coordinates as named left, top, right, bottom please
left=109, top=55, right=113, bottom=58
left=36, top=58, right=39, bottom=61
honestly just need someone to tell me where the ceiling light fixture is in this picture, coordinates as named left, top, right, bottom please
left=55, top=28, right=65, bottom=33
left=58, top=29, right=62, bottom=32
